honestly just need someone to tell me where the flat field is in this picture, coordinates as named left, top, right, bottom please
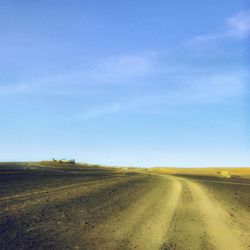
left=0, top=162, right=250, bottom=249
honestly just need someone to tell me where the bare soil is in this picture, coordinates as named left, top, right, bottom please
left=0, top=163, right=250, bottom=250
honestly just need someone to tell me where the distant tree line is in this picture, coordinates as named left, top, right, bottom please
left=52, top=158, right=75, bottom=164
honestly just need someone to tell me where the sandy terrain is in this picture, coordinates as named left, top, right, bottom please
left=0, top=162, right=250, bottom=249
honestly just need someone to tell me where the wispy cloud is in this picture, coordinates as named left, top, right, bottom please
left=226, top=10, right=250, bottom=39
left=80, top=103, right=122, bottom=119
left=0, top=83, right=29, bottom=96
left=0, top=52, right=158, bottom=97
left=98, top=53, right=157, bottom=79
left=190, top=10, right=250, bottom=44
left=183, top=72, right=247, bottom=102
left=77, top=70, right=247, bottom=120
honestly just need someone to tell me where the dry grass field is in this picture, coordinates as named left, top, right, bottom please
left=149, top=167, right=250, bottom=179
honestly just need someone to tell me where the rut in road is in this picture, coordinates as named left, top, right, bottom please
left=85, top=175, right=182, bottom=250
left=185, top=179, right=248, bottom=250
left=73, top=175, right=250, bottom=250
left=161, top=180, right=213, bottom=250
left=162, top=177, right=249, bottom=250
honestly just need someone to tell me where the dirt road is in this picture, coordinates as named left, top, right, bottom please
left=0, top=167, right=250, bottom=250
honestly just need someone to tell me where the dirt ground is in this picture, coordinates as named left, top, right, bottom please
left=0, top=162, right=250, bottom=250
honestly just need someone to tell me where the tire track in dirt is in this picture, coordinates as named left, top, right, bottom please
left=0, top=176, right=133, bottom=202
left=84, top=175, right=182, bottom=250
left=161, top=176, right=249, bottom=250
left=161, top=179, right=213, bottom=250
left=185, top=179, right=248, bottom=250
left=123, top=176, right=182, bottom=250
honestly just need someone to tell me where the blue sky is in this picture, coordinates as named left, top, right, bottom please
left=0, top=0, right=249, bottom=167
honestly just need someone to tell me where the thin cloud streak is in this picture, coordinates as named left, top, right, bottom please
left=78, top=71, right=247, bottom=120
left=189, top=10, right=250, bottom=45
left=0, top=52, right=158, bottom=96
left=226, top=10, right=250, bottom=39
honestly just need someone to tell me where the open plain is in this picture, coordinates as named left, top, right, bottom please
left=0, top=162, right=250, bottom=250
